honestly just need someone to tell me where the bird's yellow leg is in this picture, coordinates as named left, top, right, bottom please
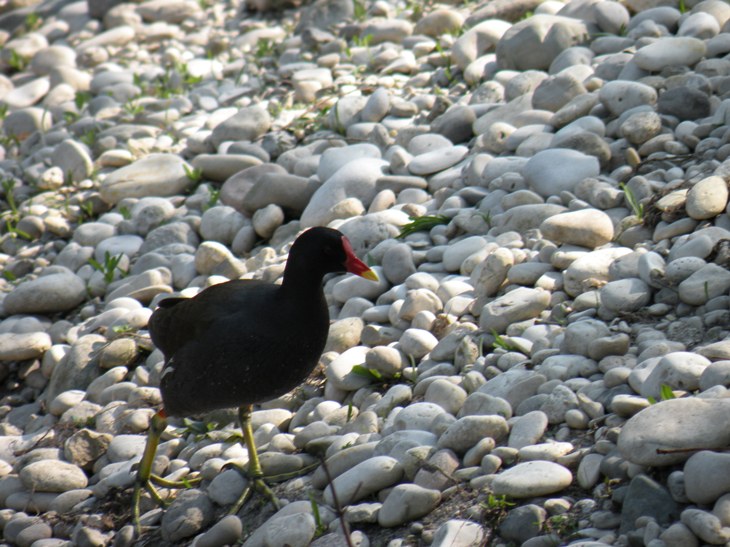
left=133, top=410, right=168, bottom=535
left=228, top=404, right=281, bottom=515
left=132, top=411, right=203, bottom=535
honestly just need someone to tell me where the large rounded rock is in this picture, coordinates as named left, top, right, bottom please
left=19, top=460, right=88, bottom=492
left=496, top=15, right=595, bottom=71
left=3, top=270, right=86, bottom=315
left=524, top=149, right=599, bottom=198
left=300, top=158, right=388, bottom=227
left=100, top=154, right=195, bottom=204
left=684, top=451, right=730, bottom=505
left=479, top=287, right=551, bottom=333
left=618, top=398, right=730, bottom=466
left=209, top=104, right=271, bottom=149
left=491, top=461, right=572, bottom=498
left=563, top=247, right=632, bottom=297
left=161, top=489, right=214, bottom=542
left=633, top=36, right=706, bottom=72
left=685, top=176, right=728, bottom=220
left=539, top=208, right=614, bottom=248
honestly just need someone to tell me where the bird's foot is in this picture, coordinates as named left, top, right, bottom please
left=132, top=472, right=203, bottom=535
left=222, top=462, right=281, bottom=515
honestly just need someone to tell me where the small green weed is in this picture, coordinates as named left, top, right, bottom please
left=481, top=493, right=516, bottom=528
left=353, top=0, right=367, bottom=20
left=183, top=164, right=204, bottom=184
left=206, top=188, right=220, bottom=209
left=7, top=50, right=27, bottom=72
left=492, top=331, right=517, bottom=352
left=647, top=383, right=677, bottom=405
left=74, top=91, right=92, bottom=111
left=351, top=364, right=383, bottom=381
left=2, top=178, right=18, bottom=217
left=174, top=418, right=221, bottom=441
left=309, top=492, right=328, bottom=537
left=544, top=513, right=579, bottom=541
left=111, top=324, right=134, bottom=334
left=80, top=129, right=98, bottom=148
left=4, top=219, right=31, bottom=240
left=351, top=33, right=373, bottom=48
left=79, top=201, right=95, bottom=221
left=123, top=100, right=144, bottom=117
left=619, top=182, right=644, bottom=220
left=397, top=214, right=450, bottom=238
left=24, top=13, right=41, bottom=32
left=89, top=251, right=127, bottom=283
left=255, top=38, right=276, bottom=59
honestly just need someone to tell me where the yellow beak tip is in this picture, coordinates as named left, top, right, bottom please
left=361, top=269, right=379, bottom=282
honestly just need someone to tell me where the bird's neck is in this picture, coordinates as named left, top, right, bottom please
left=281, top=259, right=327, bottom=298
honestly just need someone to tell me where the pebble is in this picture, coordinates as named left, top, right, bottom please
left=491, top=461, right=573, bottom=498
left=685, top=175, right=729, bottom=220
left=19, top=460, right=88, bottom=492
left=539, top=209, right=614, bottom=248
left=618, top=398, right=730, bottom=466
left=431, top=519, right=485, bottom=546
left=633, top=37, right=707, bottom=72
left=99, top=154, right=195, bottom=204
left=523, top=148, right=600, bottom=197
left=3, top=271, right=86, bottom=315
left=378, top=484, right=441, bottom=527
left=161, top=490, right=214, bottom=542
left=323, top=456, right=404, bottom=506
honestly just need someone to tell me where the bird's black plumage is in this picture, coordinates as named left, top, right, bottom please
left=148, top=227, right=372, bottom=417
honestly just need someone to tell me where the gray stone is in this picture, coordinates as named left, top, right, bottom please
left=19, top=460, right=88, bottom=492
left=491, top=461, right=572, bottom=498
left=633, top=36, right=707, bottom=72
left=3, top=271, right=86, bottom=315
left=618, top=398, right=730, bottom=466
left=621, top=474, right=680, bottom=533
left=378, top=484, right=441, bottom=527
left=524, top=149, right=600, bottom=198
left=496, top=15, right=595, bottom=71
left=160, top=489, right=214, bottom=542
left=323, top=455, right=403, bottom=506
left=100, top=154, right=194, bottom=204
left=209, top=105, right=271, bottom=149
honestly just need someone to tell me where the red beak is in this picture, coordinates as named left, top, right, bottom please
left=342, top=236, right=378, bottom=281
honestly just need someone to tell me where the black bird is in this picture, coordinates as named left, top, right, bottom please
left=132, top=227, right=378, bottom=532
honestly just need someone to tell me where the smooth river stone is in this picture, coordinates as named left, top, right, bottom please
left=678, top=263, right=730, bottom=306
left=539, top=208, right=614, bottom=248
left=618, top=398, right=730, bottom=466
left=685, top=175, right=729, bottom=220
left=633, top=36, right=707, bottom=72
left=491, top=461, right=573, bottom=498
left=19, top=460, right=88, bottom=492
left=478, top=287, right=551, bottom=333
left=3, top=271, right=86, bottom=314
left=323, top=455, right=404, bottom=506
left=524, top=149, right=599, bottom=198
left=99, top=154, right=195, bottom=204
left=684, top=451, right=730, bottom=505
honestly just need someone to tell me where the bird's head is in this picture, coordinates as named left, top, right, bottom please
left=289, top=227, right=379, bottom=282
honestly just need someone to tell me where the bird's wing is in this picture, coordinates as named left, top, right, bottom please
left=148, top=280, right=271, bottom=359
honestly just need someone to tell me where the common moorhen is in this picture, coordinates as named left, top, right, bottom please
left=132, top=227, right=378, bottom=532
